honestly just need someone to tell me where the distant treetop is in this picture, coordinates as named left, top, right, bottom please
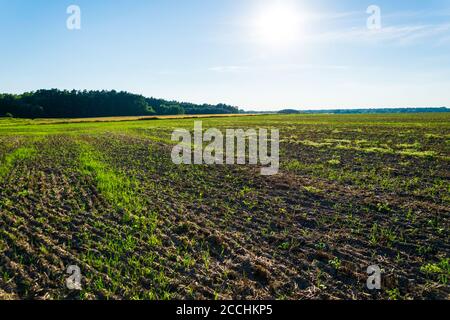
left=278, top=107, right=449, bottom=115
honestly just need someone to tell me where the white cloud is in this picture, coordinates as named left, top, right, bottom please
left=308, top=23, right=450, bottom=46
left=209, top=64, right=349, bottom=73
left=306, top=10, right=361, bottom=21
left=208, top=66, right=250, bottom=73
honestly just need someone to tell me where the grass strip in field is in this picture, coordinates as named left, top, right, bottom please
left=78, top=141, right=160, bottom=233
left=290, top=139, right=441, bottom=159
left=0, top=146, right=36, bottom=178
left=77, top=141, right=169, bottom=299
left=78, top=142, right=144, bottom=214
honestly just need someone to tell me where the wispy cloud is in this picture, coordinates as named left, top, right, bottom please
left=298, top=7, right=450, bottom=46
left=208, top=66, right=250, bottom=73
left=284, top=64, right=349, bottom=71
left=209, top=64, right=349, bottom=73
left=306, top=10, right=362, bottom=21
left=307, top=8, right=450, bottom=22
left=382, top=9, right=450, bottom=20
left=308, top=23, right=450, bottom=46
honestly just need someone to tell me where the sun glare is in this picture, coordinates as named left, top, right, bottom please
left=253, top=2, right=302, bottom=47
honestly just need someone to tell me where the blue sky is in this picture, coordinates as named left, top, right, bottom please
left=0, top=0, right=449, bottom=110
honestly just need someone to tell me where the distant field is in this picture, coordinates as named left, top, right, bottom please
left=0, top=113, right=255, bottom=126
left=0, top=113, right=449, bottom=300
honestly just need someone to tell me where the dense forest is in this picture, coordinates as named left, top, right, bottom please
left=0, top=89, right=241, bottom=118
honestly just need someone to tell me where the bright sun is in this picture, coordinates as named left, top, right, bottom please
left=253, top=2, right=302, bottom=46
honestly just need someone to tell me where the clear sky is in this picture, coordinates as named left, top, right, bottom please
left=1, top=0, right=449, bottom=110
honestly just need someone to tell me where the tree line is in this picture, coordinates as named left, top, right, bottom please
left=0, top=89, right=241, bottom=118
left=278, top=107, right=449, bottom=114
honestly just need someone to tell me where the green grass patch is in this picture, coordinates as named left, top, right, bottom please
left=77, top=142, right=160, bottom=234
left=398, top=149, right=437, bottom=158
left=0, top=146, right=37, bottom=178
left=77, top=141, right=170, bottom=299
left=421, top=258, right=449, bottom=285
left=297, top=140, right=333, bottom=148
